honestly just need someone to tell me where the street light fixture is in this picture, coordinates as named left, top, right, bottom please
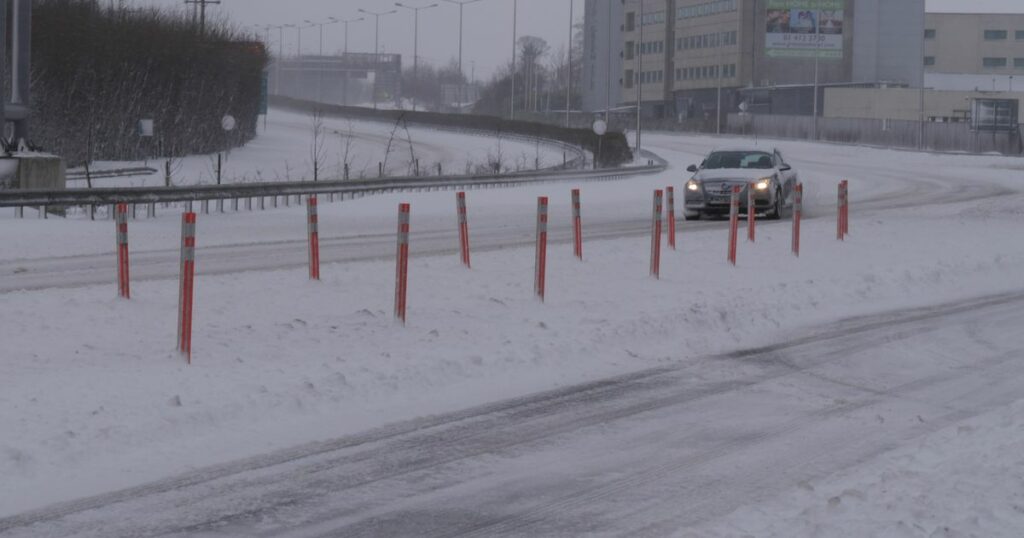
left=442, top=0, right=484, bottom=110
left=396, top=2, right=439, bottom=112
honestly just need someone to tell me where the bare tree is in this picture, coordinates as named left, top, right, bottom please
left=309, top=109, right=327, bottom=182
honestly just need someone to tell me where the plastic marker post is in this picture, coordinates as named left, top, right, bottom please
left=728, top=186, right=740, bottom=265
left=395, top=203, right=411, bottom=324
left=115, top=203, right=130, bottom=299
left=177, top=212, right=197, bottom=363
left=842, top=180, right=850, bottom=237
left=650, top=189, right=664, bottom=278
left=571, top=189, right=583, bottom=260
left=307, top=195, right=320, bottom=280
left=456, top=192, right=471, bottom=268
left=837, top=180, right=849, bottom=241
left=535, top=197, right=549, bottom=301
left=747, top=183, right=756, bottom=242
left=792, top=183, right=803, bottom=257
left=666, top=186, right=676, bottom=250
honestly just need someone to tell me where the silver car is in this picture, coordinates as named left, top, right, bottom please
left=683, top=147, right=798, bottom=220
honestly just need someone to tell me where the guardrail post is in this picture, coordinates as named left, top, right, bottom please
left=131, top=204, right=137, bottom=220
left=15, top=206, right=23, bottom=218
left=231, top=198, right=238, bottom=212
left=177, top=212, right=197, bottom=364
left=378, top=162, right=383, bottom=178
left=837, top=180, right=848, bottom=241
left=147, top=203, right=156, bottom=219
left=456, top=192, right=471, bottom=268
left=116, top=203, right=130, bottom=299
left=666, top=186, right=676, bottom=250
left=651, top=189, right=663, bottom=279
left=344, top=163, right=350, bottom=180
left=307, top=195, right=320, bottom=280
left=535, top=196, right=549, bottom=301
left=747, top=183, right=756, bottom=242
left=792, top=183, right=803, bottom=257
left=201, top=200, right=209, bottom=214
left=437, top=163, right=442, bottom=176
left=572, top=189, right=583, bottom=260
left=728, top=186, right=740, bottom=266
left=394, top=203, right=411, bottom=324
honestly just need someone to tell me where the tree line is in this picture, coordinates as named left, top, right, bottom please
left=30, top=0, right=268, bottom=167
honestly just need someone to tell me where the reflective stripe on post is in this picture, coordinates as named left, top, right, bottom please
left=651, top=189, right=663, bottom=278
left=572, top=189, right=583, bottom=260
left=456, top=192, right=471, bottom=268
left=792, top=183, right=803, bottom=257
left=394, top=203, right=411, bottom=324
left=747, top=183, right=756, bottom=242
left=115, top=203, right=130, bottom=299
left=666, top=186, right=676, bottom=250
left=307, top=195, right=320, bottom=280
left=177, top=212, right=197, bottom=364
left=535, top=197, right=549, bottom=301
left=728, top=186, right=740, bottom=265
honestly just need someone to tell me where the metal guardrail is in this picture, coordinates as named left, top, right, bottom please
left=1, top=162, right=667, bottom=209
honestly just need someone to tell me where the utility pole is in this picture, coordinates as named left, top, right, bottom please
left=443, top=0, right=484, bottom=111
left=359, top=8, right=397, bottom=110
left=812, top=0, right=820, bottom=141
left=511, top=0, right=517, bottom=120
left=566, top=0, right=573, bottom=128
left=636, top=0, right=643, bottom=158
left=183, top=0, right=220, bottom=38
left=307, top=18, right=338, bottom=103
left=397, top=3, right=439, bottom=112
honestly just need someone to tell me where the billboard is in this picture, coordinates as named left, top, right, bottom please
left=766, top=0, right=844, bottom=59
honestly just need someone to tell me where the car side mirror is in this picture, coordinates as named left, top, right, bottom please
left=686, top=164, right=698, bottom=173
left=779, top=164, right=792, bottom=172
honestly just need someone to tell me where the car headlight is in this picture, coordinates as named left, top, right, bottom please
left=686, top=180, right=700, bottom=192
left=755, top=178, right=771, bottom=191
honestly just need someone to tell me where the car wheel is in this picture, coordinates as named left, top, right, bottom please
left=766, top=190, right=783, bottom=220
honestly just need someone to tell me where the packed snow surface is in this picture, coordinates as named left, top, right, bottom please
left=2, top=113, right=1024, bottom=535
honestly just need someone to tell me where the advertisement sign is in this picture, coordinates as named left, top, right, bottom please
left=766, top=0, right=844, bottom=59
left=259, top=71, right=269, bottom=115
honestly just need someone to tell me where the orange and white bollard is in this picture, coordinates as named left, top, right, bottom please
left=307, top=195, right=320, bottom=280
left=666, top=186, right=676, bottom=250
left=747, top=184, right=756, bottom=242
left=571, top=189, right=583, bottom=260
left=456, top=191, right=471, bottom=268
left=728, top=186, right=740, bottom=265
left=535, top=197, right=549, bottom=301
left=792, top=183, right=803, bottom=257
left=395, top=203, right=411, bottom=324
left=650, top=189, right=664, bottom=278
left=837, top=180, right=849, bottom=241
left=115, top=203, right=130, bottom=299
left=177, top=212, right=197, bottom=363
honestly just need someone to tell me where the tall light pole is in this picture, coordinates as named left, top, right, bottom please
left=296, top=21, right=315, bottom=57
left=812, top=0, right=820, bottom=141
left=636, top=0, right=643, bottom=158
left=397, top=2, right=439, bottom=112
left=359, top=8, right=398, bottom=110
left=308, top=17, right=339, bottom=103
left=338, top=17, right=364, bottom=107
left=443, top=0, right=483, bottom=111
left=511, top=0, right=518, bottom=119
left=565, top=0, right=573, bottom=127
left=274, top=24, right=290, bottom=94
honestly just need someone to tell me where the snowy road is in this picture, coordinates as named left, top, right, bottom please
left=3, top=291, right=1023, bottom=537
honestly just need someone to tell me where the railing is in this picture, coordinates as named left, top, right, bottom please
left=1, top=160, right=667, bottom=216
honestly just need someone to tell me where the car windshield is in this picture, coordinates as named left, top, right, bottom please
left=703, top=151, right=774, bottom=170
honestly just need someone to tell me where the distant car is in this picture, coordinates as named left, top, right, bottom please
left=683, top=147, right=798, bottom=220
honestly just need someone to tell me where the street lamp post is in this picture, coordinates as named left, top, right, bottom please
left=296, top=21, right=315, bottom=57
left=337, top=17, right=364, bottom=106
left=359, top=8, right=398, bottom=110
left=442, top=0, right=483, bottom=111
left=565, top=0, right=573, bottom=128
left=511, top=0, right=518, bottom=120
left=397, top=2, right=439, bottom=112
left=308, top=17, right=339, bottom=103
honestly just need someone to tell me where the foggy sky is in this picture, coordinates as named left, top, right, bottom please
left=128, top=0, right=1024, bottom=80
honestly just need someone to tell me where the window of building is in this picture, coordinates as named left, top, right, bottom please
left=984, top=30, right=1008, bottom=40
left=625, top=69, right=634, bottom=89
left=924, top=29, right=936, bottom=39
left=1017, top=30, right=1024, bottom=40
left=924, top=56, right=935, bottom=66
left=1015, top=58, right=1024, bottom=68
left=625, top=12, right=635, bottom=32
left=983, top=57, right=1007, bottom=68
left=625, top=41, right=634, bottom=60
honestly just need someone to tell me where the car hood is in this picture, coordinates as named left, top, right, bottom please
left=692, top=169, right=772, bottom=181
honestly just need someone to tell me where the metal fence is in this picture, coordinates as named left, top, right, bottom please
left=726, top=114, right=1024, bottom=155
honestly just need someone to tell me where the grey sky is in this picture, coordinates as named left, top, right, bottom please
left=130, top=0, right=1024, bottom=80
